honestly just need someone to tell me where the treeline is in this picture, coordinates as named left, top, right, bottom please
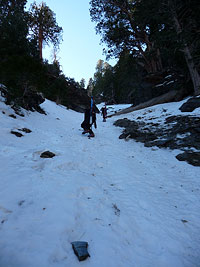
left=89, top=0, right=200, bottom=104
left=0, top=0, right=83, bottom=107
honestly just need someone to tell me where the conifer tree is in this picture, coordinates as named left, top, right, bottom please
left=90, top=0, right=164, bottom=73
left=29, top=1, right=63, bottom=60
left=80, top=78, right=86, bottom=89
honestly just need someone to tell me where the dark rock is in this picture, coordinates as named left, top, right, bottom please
left=114, top=118, right=131, bottom=128
left=144, top=142, right=154, bottom=147
left=128, top=130, right=141, bottom=139
left=40, top=151, right=55, bottom=158
left=7, top=89, right=46, bottom=115
left=145, top=138, right=173, bottom=148
left=179, top=97, right=200, bottom=112
left=0, top=84, right=9, bottom=98
left=15, top=110, right=25, bottom=117
left=119, top=133, right=129, bottom=139
left=10, top=131, right=23, bottom=137
left=165, top=116, right=177, bottom=123
left=114, top=119, right=139, bottom=129
left=114, top=115, right=200, bottom=166
left=149, top=122, right=160, bottom=127
left=18, top=200, right=25, bottom=206
left=9, top=114, right=16, bottom=119
left=176, top=152, right=200, bottom=166
left=71, top=241, right=90, bottom=261
left=18, top=128, right=32, bottom=133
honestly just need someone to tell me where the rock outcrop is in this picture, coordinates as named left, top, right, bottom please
left=114, top=115, right=200, bottom=166
left=179, top=97, right=200, bottom=112
left=0, top=84, right=46, bottom=115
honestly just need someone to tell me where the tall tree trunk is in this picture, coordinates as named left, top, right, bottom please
left=144, top=36, right=163, bottom=73
left=156, top=48, right=163, bottom=72
left=172, top=9, right=200, bottom=95
left=183, top=45, right=200, bottom=96
left=39, top=28, right=43, bottom=60
left=137, top=45, right=152, bottom=73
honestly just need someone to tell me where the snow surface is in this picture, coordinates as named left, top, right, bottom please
left=0, top=98, right=200, bottom=267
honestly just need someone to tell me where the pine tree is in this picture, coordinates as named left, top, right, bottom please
left=29, top=1, right=63, bottom=60
left=90, top=0, right=164, bottom=73
left=80, top=78, right=86, bottom=89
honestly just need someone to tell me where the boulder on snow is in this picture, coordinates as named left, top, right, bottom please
left=9, top=114, right=17, bottom=119
left=179, top=97, right=200, bottom=112
left=10, top=130, right=23, bottom=137
left=18, top=128, right=32, bottom=133
left=40, top=151, right=55, bottom=158
left=71, top=241, right=90, bottom=261
left=176, top=152, right=200, bottom=166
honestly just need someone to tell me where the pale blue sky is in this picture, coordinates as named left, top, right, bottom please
left=26, top=0, right=116, bottom=85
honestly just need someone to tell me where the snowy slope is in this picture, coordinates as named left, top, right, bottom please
left=0, top=98, right=200, bottom=267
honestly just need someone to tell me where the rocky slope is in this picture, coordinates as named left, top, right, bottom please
left=113, top=97, right=200, bottom=166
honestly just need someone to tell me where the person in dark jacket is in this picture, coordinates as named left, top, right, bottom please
left=81, top=108, right=97, bottom=137
left=101, top=104, right=107, bottom=122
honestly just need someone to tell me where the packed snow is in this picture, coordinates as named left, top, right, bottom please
left=0, top=98, right=200, bottom=267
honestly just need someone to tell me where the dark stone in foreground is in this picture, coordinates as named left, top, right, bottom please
left=40, top=151, right=55, bottom=158
left=71, top=241, right=90, bottom=261
left=179, top=97, right=200, bottom=112
left=176, top=152, right=200, bottom=166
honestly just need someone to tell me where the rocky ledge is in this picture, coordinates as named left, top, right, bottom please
left=114, top=115, right=200, bottom=166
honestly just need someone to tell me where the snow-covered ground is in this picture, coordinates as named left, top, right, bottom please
left=0, top=98, right=200, bottom=267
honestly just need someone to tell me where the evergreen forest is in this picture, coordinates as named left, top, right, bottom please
left=1, top=0, right=200, bottom=109
left=0, top=0, right=83, bottom=110
left=89, top=0, right=200, bottom=105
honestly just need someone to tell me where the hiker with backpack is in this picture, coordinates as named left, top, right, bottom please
left=81, top=107, right=97, bottom=138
